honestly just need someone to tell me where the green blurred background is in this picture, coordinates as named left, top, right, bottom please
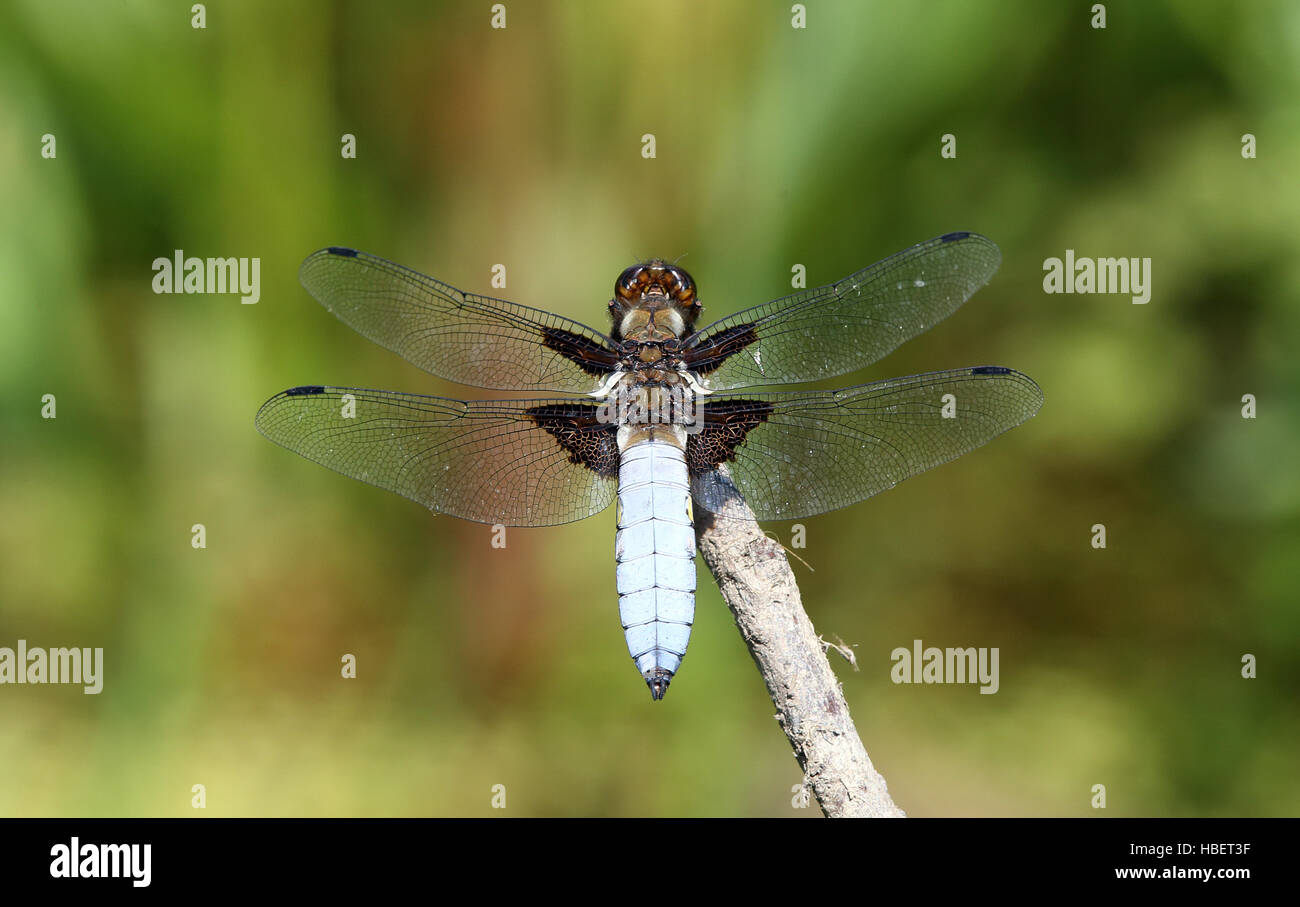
left=1, top=0, right=1297, bottom=817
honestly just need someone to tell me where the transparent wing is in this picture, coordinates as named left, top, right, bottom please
left=688, top=366, right=1042, bottom=520
left=683, top=232, right=1002, bottom=389
left=256, top=386, right=618, bottom=527
left=299, top=248, right=620, bottom=393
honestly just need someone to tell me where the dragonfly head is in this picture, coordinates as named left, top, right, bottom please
left=609, top=260, right=703, bottom=341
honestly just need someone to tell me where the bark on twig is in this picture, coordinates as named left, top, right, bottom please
left=695, top=475, right=905, bottom=818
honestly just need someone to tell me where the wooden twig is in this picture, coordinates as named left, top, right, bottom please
left=695, top=473, right=905, bottom=818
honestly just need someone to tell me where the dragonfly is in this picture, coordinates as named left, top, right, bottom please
left=256, top=232, right=1042, bottom=700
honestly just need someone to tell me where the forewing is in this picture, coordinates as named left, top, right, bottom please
left=299, top=248, right=620, bottom=393
left=688, top=367, right=1042, bottom=520
left=256, top=386, right=618, bottom=527
left=683, top=232, right=1001, bottom=389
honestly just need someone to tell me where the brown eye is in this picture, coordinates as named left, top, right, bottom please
left=615, top=266, right=644, bottom=300
left=668, top=266, right=695, bottom=302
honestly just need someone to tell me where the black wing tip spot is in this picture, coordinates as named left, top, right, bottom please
left=284, top=385, right=327, bottom=396
left=967, top=366, right=1045, bottom=407
left=324, top=246, right=359, bottom=257
left=940, top=231, right=972, bottom=242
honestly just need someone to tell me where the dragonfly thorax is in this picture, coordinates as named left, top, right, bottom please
left=601, top=374, right=703, bottom=452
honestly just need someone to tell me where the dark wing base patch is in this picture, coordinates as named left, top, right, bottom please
left=541, top=327, right=621, bottom=378
left=682, top=324, right=760, bottom=376
left=526, top=403, right=620, bottom=477
left=686, top=399, right=775, bottom=472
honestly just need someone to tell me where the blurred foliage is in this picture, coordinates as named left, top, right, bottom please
left=1, top=0, right=1297, bottom=817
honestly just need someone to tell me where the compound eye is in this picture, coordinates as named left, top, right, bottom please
left=615, top=266, right=645, bottom=300
left=669, top=267, right=695, bottom=303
